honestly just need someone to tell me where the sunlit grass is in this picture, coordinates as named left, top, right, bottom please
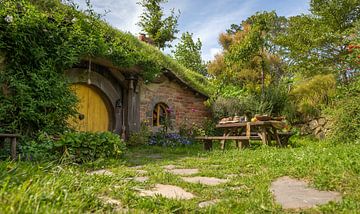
left=1, top=139, right=360, bottom=213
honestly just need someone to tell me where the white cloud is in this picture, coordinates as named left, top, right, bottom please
left=73, top=0, right=143, bottom=34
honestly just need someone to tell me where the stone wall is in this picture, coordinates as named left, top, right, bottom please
left=139, top=75, right=211, bottom=131
left=298, top=117, right=332, bottom=139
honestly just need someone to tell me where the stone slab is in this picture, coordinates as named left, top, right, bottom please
left=198, top=199, right=220, bottom=208
left=167, top=168, right=199, bottom=176
left=270, top=176, right=342, bottom=209
left=181, top=177, right=228, bottom=186
left=138, top=184, right=195, bottom=200
left=163, top=164, right=177, bottom=170
left=87, top=169, right=113, bottom=176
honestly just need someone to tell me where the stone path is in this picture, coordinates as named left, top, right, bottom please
left=166, top=168, right=199, bottom=176
left=270, top=176, right=342, bottom=209
left=138, top=184, right=195, bottom=200
left=181, top=176, right=228, bottom=186
left=87, top=169, right=113, bottom=176
left=198, top=199, right=220, bottom=208
left=163, top=164, right=177, bottom=170
left=133, top=176, right=149, bottom=182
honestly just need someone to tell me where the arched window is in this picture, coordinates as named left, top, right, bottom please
left=153, top=103, right=169, bottom=126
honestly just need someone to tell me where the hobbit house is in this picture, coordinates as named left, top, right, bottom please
left=67, top=58, right=210, bottom=138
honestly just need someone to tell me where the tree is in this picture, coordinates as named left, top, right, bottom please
left=172, top=32, right=207, bottom=75
left=208, top=12, right=287, bottom=96
left=275, top=0, right=360, bottom=81
left=137, top=0, right=180, bottom=49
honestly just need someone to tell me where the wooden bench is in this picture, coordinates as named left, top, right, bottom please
left=0, top=134, right=20, bottom=160
left=195, top=136, right=251, bottom=150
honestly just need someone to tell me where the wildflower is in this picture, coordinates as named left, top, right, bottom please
left=4, top=15, right=13, bottom=23
left=166, top=107, right=173, bottom=113
left=191, top=108, right=196, bottom=112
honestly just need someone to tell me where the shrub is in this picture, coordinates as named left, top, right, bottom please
left=53, top=132, right=126, bottom=163
left=327, top=77, right=360, bottom=143
left=127, top=122, right=152, bottom=146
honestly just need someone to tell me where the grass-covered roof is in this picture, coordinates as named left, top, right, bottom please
left=29, top=0, right=212, bottom=96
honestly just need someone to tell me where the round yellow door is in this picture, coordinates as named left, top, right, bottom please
left=70, top=84, right=110, bottom=132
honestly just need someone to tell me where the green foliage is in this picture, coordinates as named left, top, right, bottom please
left=127, top=122, right=152, bottom=146
left=327, top=77, right=360, bottom=143
left=172, top=32, right=207, bottom=76
left=0, top=0, right=210, bottom=138
left=54, top=131, right=126, bottom=163
left=275, top=0, right=360, bottom=79
left=137, top=0, right=180, bottom=49
left=291, top=74, right=336, bottom=118
left=2, top=140, right=360, bottom=212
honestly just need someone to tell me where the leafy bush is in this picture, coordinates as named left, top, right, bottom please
left=53, top=132, right=126, bottom=163
left=211, top=83, right=294, bottom=120
left=327, top=77, right=360, bottom=143
left=127, top=122, right=152, bottom=146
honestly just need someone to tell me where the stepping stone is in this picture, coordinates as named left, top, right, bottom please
left=129, top=165, right=143, bottom=169
left=98, top=196, right=128, bottom=212
left=270, top=176, right=342, bottom=209
left=181, top=177, right=228, bottom=186
left=198, top=199, right=220, bottom=208
left=135, top=170, right=147, bottom=175
left=163, top=164, right=177, bottom=170
left=138, top=184, right=195, bottom=200
left=167, top=168, right=199, bottom=176
left=87, top=169, right=113, bottom=176
left=133, top=176, right=149, bottom=182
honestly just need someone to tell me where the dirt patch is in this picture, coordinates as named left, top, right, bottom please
left=167, top=168, right=199, bottom=176
left=181, top=177, right=228, bottom=186
left=138, top=184, right=195, bottom=200
left=270, top=176, right=342, bottom=209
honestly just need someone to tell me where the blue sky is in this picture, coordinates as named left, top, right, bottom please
left=73, top=0, right=310, bottom=61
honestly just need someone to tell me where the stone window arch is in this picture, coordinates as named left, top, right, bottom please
left=153, top=103, right=170, bottom=126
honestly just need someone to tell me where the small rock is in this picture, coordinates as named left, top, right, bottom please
left=198, top=199, right=220, bottom=208
left=318, top=118, right=327, bottom=126
left=87, top=169, right=113, bottom=176
left=181, top=176, right=228, bottom=186
left=167, top=168, right=199, bottom=176
left=138, top=184, right=195, bottom=200
left=309, top=120, right=318, bottom=130
left=314, top=126, right=322, bottom=135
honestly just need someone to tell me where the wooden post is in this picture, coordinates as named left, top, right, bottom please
left=11, top=137, right=16, bottom=160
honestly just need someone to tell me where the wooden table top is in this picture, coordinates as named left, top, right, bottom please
left=216, top=120, right=285, bottom=128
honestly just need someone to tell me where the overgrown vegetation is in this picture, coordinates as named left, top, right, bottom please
left=0, top=0, right=210, bottom=139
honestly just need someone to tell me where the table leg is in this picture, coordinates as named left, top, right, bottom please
left=272, top=127, right=282, bottom=147
left=261, top=127, right=268, bottom=145
left=220, top=131, right=227, bottom=150
left=204, top=140, right=213, bottom=151
left=11, top=137, right=17, bottom=160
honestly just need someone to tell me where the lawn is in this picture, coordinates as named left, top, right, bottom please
left=1, top=139, right=360, bottom=213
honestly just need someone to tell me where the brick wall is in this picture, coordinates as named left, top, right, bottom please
left=139, top=76, right=211, bottom=131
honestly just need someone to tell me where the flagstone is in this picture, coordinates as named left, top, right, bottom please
left=181, top=176, right=228, bottom=186
left=138, top=184, right=195, bottom=200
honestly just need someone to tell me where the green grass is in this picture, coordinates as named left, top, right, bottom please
left=1, top=139, right=360, bottom=213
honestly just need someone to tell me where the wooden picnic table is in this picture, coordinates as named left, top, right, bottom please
left=196, top=120, right=286, bottom=150
left=216, top=121, right=285, bottom=148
